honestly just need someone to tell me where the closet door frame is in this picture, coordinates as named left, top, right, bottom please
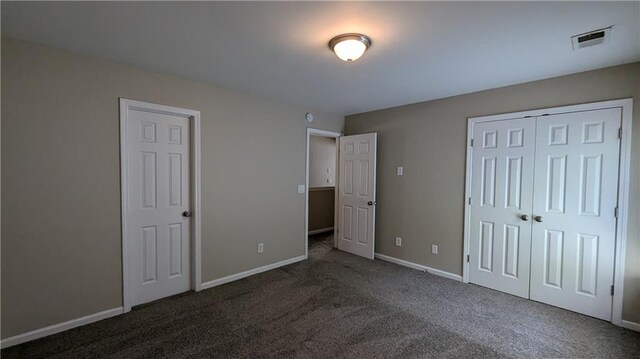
left=462, top=98, right=633, bottom=328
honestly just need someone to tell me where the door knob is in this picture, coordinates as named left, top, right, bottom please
left=182, top=211, right=192, bottom=217
left=367, top=201, right=376, bottom=206
left=534, top=215, right=543, bottom=223
left=520, top=214, right=530, bottom=221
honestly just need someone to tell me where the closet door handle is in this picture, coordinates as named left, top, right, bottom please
left=520, top=214, right=530, bottom=221
left=534, top=215, right=543, bottom=223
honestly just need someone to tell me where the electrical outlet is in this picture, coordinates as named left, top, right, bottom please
left=395, top=237, right=402, bottom=246
left=257, top=243, right=264, bottom=254
left=431, top=244, right=438, bottom=254
left=396, top=166, right=404, bottom=176
left=297, top=185, right=305, bottom=194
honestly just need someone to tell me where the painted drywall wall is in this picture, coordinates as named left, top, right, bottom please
left=0, top=37, right=344, bottom=338
left=309, top=188, right=335, bottom=232
left=309, top=136, right=336, bottom=188
left=345, top=63, right=640, bottom=323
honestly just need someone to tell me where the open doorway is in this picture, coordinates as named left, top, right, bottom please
left=305, top=128, right=378, bottom=260
left=305, top=129, right=341, bottom=257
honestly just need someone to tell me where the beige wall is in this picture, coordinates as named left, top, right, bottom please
left=0, top=37, right=344, bottom=338
left=308, top=188, right=335, bottom=232
left=309, top=136, right=336, bottom=188
left=345, top=63, right=640, bottom=323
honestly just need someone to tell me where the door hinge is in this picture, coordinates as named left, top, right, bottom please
left=611, top=285, right=614, bottom=296
left=466, top=254, right=470, bottom=263
left=614, top=206, right=619, bottom=219
left=468, top=197, right=472, bottom=205
left=618, top=127, right=622, bottom=139
left=470, top=139, right=474, bottom=147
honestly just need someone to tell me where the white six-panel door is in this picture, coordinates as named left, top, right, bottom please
left=127, top=109, right=191, bottom=306
left=469, top=118, right=535, bottom=298
left=530, top=109, right=621, bottom=320
left=338, top=133, right=377, bottom=259
left=468, top=108, right=622, bottom=320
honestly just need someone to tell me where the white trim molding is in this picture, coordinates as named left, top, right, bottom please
left=0, top=307, right=123, bottom=349
left=611, top=99, right=633, bottom=328
left=305, top=128, right=342, bottom=258
left=309, top=186, right=335, bottom=192
left=462, top=98, right=633, bottom=328
left=119, top=98, right=203, bottom=312
left=621, top=320, right=640, bottom=332
left=375, top=253, right=463, bottom=282
left=308, top=227, right=334, bottom=235
left=201, top=255, right=306, bottom=290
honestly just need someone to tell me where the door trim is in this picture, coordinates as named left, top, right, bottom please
left=305, top=128, right=342, bottom=258
left=119, top=98, right=202, bottom=312
left=462, top=98, right=633, bottom=327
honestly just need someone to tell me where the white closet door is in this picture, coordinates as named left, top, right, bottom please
left=469, top=118, right=535, bottom=298
left=128, top=109, right=191, bottom=306
left=529, top=108, right=621, bottom=320
left=338, top=133, right=377, bottom=259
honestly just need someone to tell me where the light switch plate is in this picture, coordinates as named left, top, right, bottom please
left=258, top=243, right=264, bottom=254
left=297, top=185, right=305, bottom=194
left=396, top=166, right=404, bottom=176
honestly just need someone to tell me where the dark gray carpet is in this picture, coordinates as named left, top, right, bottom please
left=4, top=233, right=640, bottom=358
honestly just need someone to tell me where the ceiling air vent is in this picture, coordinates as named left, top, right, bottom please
left=572, top=27, right=611, bottom=51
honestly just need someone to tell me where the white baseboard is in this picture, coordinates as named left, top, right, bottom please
left=201, top=255, right=306, bottom=290
left=374, top=253, right=463, bottom=282
left=0, top=307, right=123, bottom=349
left=621, top=320, right=640, bottom=332
left=308, top=227, right=334, bottom=235
left=1, top=255, right=305, bottom=348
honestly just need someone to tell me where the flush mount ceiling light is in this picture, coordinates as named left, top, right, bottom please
left=328, top=33, right=371, bottom=63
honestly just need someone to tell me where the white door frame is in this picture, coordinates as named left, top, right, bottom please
left=120, top=98, right=202, bottom=312
left=305, top=128, right=342, bottom=258
left=462, top=98, right=633, bottom=327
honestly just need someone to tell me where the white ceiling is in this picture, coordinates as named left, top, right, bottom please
left=2, top=1, right=639, bottom=115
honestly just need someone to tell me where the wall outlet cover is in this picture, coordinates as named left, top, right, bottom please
left=431, top=244, right=438, bottom=254
left=395, top=237, right=402, bottom=246
left=297, top=185, right=305, bottom=194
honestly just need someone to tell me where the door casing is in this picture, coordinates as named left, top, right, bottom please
left=120, top=98, right=202, bottom=312
left=462, top=98, right=633, bottom=328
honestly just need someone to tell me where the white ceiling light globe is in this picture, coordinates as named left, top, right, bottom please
left=329, top=33, right=371, bottom=63
left=333, top=39, right=367, bottom=62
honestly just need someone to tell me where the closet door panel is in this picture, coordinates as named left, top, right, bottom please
left=468, top=118, right=535, bottom=298
left=529, top=108, right=621, bottom=321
